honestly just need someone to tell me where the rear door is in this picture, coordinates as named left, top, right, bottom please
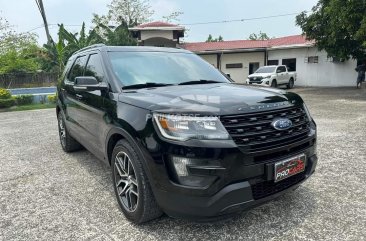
left=63, top=55, right=88, bottom=135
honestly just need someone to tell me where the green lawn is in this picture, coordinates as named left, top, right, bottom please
left=0, top=103, right=56, bottom=112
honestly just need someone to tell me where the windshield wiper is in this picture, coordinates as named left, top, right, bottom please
left=122, top=83, right=173, bottom=90
left=178, top=79, right=223, bottom=86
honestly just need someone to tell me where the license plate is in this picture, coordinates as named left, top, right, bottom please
left=274, top=154, right=306, bottom=182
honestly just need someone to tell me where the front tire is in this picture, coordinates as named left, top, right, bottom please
left=271, top=80, right=278, bottom=88
left=57, top=112, right=82, bottom=152
left=112, top=140, right=162, bottom=223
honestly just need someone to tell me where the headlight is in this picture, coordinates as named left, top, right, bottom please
left=263, top=75, right=271, bottom=79
left=153, top=113, right=230, bottom=141
left=303, top=103, right=312, bottom=121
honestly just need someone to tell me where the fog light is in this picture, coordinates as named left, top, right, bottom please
left=266, top=81, right=270, bottom=85
left=171, top=156, right=193, bottom=176
left=170, top=156, right=220, bottom=187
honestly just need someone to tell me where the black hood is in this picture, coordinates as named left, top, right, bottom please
left=118, top=83, right=303, bottom=115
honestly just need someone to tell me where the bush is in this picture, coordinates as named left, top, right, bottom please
left=47, top=95, right=57, bottom=104
left=0, top=88, right=11, bottom=99
left=0, top=99, right=15, bottom=108
left=15, top=95, right=34, bottom=105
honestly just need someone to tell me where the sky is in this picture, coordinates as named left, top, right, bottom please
left=0, top=0, right=319, bottom=44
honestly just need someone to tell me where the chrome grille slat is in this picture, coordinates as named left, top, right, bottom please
left=221, top=106, right=311, bottom=151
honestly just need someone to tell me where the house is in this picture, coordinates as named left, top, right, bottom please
left=129, top=22, right=358, bottom=87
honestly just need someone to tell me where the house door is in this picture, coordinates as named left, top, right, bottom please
left=249, top=62, right=260, bottom=75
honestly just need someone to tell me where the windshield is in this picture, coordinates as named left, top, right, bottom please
left=255, top=66, right=276, bottom=74
left=108, top=51, right=230, bottom=87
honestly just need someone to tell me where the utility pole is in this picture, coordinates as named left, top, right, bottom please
left=35, top=0, right=52, bottom=45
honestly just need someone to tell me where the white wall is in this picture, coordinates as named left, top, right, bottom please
left=221, top=52, right=265, bottom=83
left=201, top=52, right=265, bottom=83
left=141, top=30, right=173, bottom=41
left=268, top=47, right=358, bottom=87
left=200, top=54, right=218, bottom=68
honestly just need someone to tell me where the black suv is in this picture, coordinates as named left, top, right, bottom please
left=56, top=44, right=317, bottom=223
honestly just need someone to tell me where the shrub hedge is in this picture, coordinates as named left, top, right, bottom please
left=15, top=95, right=34, bottom=105
left=0, top=99, right=15, bottom=108
left=0, top=88, right=11, bottom=99
left=47, top=95, right=57, bottom=104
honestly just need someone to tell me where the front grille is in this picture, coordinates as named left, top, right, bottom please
left=221, top=106, right=310, bottom=152
left=251, top=173, right=305, bottom=200
left=249, top=77, right=263, bottom=83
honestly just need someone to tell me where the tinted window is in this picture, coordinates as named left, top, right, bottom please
left=68, top=56, right=87, bottom=82
left=85, top=54, right=105, bottom=82
left=277, top=66, right=286, bottom=73
left=108, top=51, right=230, bottom=86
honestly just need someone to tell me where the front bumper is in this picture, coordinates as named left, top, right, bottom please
left=246, top=80, right=271, bottom=86
left=152, top=154, right=317, bottom=219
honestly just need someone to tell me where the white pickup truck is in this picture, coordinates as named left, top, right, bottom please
left=246, top=65, right=297, bottom=89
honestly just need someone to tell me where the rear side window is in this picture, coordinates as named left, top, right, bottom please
left=68, top=55, right=88, bottom=82
left=85, top=54, right=105, bottom=83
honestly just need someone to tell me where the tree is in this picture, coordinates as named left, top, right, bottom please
left=296, top=0, right=366, bottom=61
left=248, top=31, right=271, bottom=40
left=0, top=16, right=41, bottom=74
left=206, top=34, right=224, bottom=42
left=107, top=0, right=154, bottom=27
left=162, top=11, right=183, bottom=23
left=35, top=0, right=52, bottom=45
left=96, top=23, right=137, bottom=46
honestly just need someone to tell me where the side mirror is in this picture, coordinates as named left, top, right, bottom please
left=276, top=69, right=281, bottom=73
left=74, top=76, right=109, bottom=92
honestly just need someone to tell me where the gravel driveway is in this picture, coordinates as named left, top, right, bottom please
left=1, top=87, right=365, bottom=241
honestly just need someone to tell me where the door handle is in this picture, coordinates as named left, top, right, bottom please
left=75, top=94, right=83, bottom=100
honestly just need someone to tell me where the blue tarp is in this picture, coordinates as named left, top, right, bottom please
left=9, top=87, right=57, bottom=95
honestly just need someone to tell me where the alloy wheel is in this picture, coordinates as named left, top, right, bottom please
left=114, top=152, right=139, bottom=212
left=58, top=115, right=66, bottom=148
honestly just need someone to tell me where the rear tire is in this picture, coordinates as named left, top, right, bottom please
left=271, top=80, right=278, bottom=88
left=112, top=140, right=163, bottom=224
left=57, top=112, right=82, bottom=152
left=287, top=78, right=294, bottom=89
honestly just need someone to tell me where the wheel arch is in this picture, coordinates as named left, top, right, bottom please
left=105, top=127, right=141, bottom=166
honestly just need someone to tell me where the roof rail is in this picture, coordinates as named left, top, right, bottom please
left=74, top=43, right=106, bottom=55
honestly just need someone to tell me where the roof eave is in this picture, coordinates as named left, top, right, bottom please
left=129, top=27, right=185, bottom=31
left=190, top=48, right=267, bottom=54
left=268, top=43, right=315, bottom=50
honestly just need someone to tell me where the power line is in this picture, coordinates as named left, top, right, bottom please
left=182, top=12, right=305, bottom=26
left=27, top=23, right=84, bottom=33
left=26, top=11, right=306, bottom=32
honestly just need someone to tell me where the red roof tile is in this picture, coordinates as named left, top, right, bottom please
left=182, top=35, right=314, bottom=52
left=136, top=21, right=180, bottom=28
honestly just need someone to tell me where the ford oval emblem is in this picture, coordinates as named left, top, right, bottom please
left=271, top=118, right=293, bottom=131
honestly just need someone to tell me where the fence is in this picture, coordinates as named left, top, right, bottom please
left=0, top=72, right=59, bottom=89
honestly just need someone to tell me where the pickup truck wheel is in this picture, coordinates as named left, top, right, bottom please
left=271, top=80, right=278, bottom=88
left=57, top=112, right=82, bottom=152
left=112, top=140, right=163, bottom=224
left=287, top=78, right=294, bottom=89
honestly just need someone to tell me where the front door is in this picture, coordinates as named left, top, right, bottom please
left=74, top=52, right=110, bottom=159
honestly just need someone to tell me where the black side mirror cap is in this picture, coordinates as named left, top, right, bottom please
left=74, top=76, right=109, bottom=92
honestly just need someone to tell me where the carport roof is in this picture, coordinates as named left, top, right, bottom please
left=182, top=35, right=314, bottom=53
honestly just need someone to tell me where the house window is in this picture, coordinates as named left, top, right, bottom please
left=306, top=56, right=319, bottom=64
left=249, top=62, right=260, bottom=74
left=282, top=58, right=297, bottom=71
left=226, top=63, right=243, bottom=69
left=268, top=60, right=279, bottom=65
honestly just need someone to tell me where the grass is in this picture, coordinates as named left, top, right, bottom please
left=0, top=103, right=56, bottom=112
